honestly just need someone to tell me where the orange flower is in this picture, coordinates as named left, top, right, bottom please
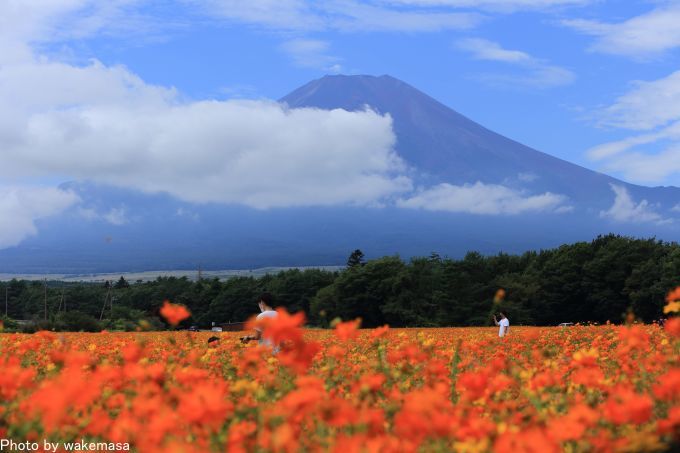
left=0, top=362, right=36, bottom=400
left=177, top=381, right=233, bottom=429
left=227, top=421, right=257, bottom=453
left=248, top=308, right=321, bottom=373
left=370, top=324, right=390, bottom=339
left=666, top=286, right=680, bottom=304
left=278, top=340, right=321, bottom=374
left=548, top=417, right=587, bottom=442
left=653, top=369, right=680, bottom=401
left=494, top=288, right=506, bottom=303
left=603, top=388, right=653, bottom=425
left=258, top=308, right=306, bottom=344
left=548, top=404, right=598, bottom=442
left=271, top=423, right=297, bottom=453
left=494, top=428, right=560, bottom=453
left=0, top=320, right=677, bottom=451
left=457, top=370, right=490, bottom=401
left=665, top=287, right=680, bottom=314
left=159, top=300, right=191, bottom=326
left=335, top=319, right=361, bottom=341
left=658, top=407, right=680, bottom=435
left=665, top=317, right=680, bottom=337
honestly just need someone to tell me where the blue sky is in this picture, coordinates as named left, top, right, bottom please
left=1, top=0, right=680, bottom=247
left=51, top=0, right=678, bottom=180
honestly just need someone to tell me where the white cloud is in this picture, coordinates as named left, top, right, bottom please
left=0, top=4, right=412, bottom=211
left=0, top=0, right=150, bottom=51
left=198, top=0, right=481, bottom=32
left=457, top=38, right=532, bottom=63
left=587, top=72, right=680, bottom=186
left=600, top=184, right=670, bottom=224
left=0, top=186, right=80, bottom=248
left=103, top=207, right=128, bottom=225
left=517, top=172, right=538, bottom=182
left=175, top=208, right=200, bottom=221
left=280, top=39, right=343, bottom=72
left=396, top=182, right=570, bottom=214
left=322, top=1, right=480, bottom=32
left=198, top=0, right=594, bottom=33
left=596, top=71, right=680, bottom=131
left=187, top=0, right=324, bottom=31
left=563, top=4, right=680, bottom=58
left=388, top=0, right=593, bottom=9
left=76, top=205, right=132, bottom=225
left=456, top=38, right=575, bottom=88
left=1, top=58, right=411, bottom=208
left=593, top=145, right=680, bottom=186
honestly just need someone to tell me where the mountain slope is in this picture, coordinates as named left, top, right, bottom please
left=281, top=74, right=678, bottom=208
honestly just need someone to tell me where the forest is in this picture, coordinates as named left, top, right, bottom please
left=1, top=234, right=678, bottom=331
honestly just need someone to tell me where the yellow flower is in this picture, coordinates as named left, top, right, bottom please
left=663, top=300, right=680, bottom=314
left=453, top=439, right=490, bottom=453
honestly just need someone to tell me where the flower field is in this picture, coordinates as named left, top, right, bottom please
left=1, top=310, right=680, bottom=452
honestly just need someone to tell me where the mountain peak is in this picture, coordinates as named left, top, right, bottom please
left=282, top=74, right=420, bottom=106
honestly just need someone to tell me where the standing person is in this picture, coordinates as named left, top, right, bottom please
left=240, top=293, right=278, bottom=349
left=494, top=312, right=510, bottom=338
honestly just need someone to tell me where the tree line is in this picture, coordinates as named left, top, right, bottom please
left=1, top=235, right=678, bottom=332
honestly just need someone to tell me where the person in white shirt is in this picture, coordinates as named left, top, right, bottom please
left=494, top=312, right=510, bottom=337
left=240, top=292, right=279, bottom=349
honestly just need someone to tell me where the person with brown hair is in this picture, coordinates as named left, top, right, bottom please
left=240, top=292, right=278, bottom=348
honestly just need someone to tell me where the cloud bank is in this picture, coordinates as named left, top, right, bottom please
left=0, top=31, right=410, bottom=208
left=600, top=185, right=670, bottom=225
left=456, top=38, right=575, bottom=88
left=397, top=182, right=571, bottom=214
left=564, top=4, right=680, bottom=59
left=588, top=71, right=680, bottom=186
left=0, top=187, right=80, bottom=248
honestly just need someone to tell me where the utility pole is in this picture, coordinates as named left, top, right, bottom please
left=100, top=287, right=111, bottom=321
left=43, top=279, right=47, bottom=321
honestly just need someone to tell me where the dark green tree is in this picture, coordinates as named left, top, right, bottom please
left=347, top=249, right=366, bottom=269
left=114, top=276, right=130, bottom=289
